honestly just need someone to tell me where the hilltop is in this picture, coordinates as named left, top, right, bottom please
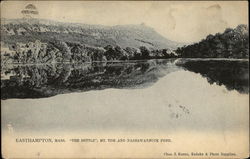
left=1, top=18, right=183, bottom=64
left=1, top=18, right=182, bottom=49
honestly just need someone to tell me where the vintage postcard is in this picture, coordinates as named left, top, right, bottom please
left=1, top=1, right=249, bottom=158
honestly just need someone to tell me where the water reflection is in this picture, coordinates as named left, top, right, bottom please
left=1, top=59, right=180, bottom=99
left=1, top=59, right=249, bottom=99
left=176, top=59, right=249, bottom=94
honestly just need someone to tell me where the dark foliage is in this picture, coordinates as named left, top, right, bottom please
left=175, top=25, right=249, bottom=58
left=177, top=60, right=249, bottom=93
left=1, top=60, right=174, bottom=99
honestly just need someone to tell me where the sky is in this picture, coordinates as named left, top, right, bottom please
left=1, top=1, right=248, bottom=43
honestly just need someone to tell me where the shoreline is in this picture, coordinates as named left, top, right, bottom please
left=1, top=58, right=249, bottom=66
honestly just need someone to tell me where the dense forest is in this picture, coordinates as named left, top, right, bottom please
left=1, top=19, right=179, bottom=64
left=1, top=39, right=176, bottom=64
left=1, top=20, right=249, bottom=64
left=175, top=24, right=249, bottom=58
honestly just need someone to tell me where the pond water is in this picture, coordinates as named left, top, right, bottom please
left=1, top=59, right=249, bottom=99
left=1, top=59, right=249, bottom=133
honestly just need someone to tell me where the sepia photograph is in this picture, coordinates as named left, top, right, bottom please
left=1, top=1, right=249, bottom=158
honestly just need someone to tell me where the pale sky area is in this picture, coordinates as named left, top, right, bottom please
left=1, top=1, right=248, bottom=43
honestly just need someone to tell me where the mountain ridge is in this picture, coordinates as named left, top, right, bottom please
left=1, top=18, right=183, bottom=50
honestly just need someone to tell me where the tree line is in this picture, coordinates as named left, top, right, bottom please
left=1, top=39, right=177, bottom=64
left=175, top=24, right=249, bottom=58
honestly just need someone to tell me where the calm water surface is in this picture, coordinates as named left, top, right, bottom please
left=1, top=59, right=249, bottom=99
left=1, top=59, right=249, bottom=132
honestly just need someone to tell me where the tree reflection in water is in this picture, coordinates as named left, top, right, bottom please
left=177, top=59, right=249, bottom=94
left=1, top=59, right=179, bottom=99
left=1, top=59, right=249, bottom=99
